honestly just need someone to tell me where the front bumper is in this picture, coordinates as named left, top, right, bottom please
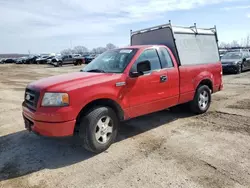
left=22, top=102, right=76, bottom=137
left=222, top=64, right=237, bottom=73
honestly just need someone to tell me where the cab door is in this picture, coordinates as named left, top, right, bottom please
left=157, top=47, right=180, bottom=105
left=125, top=48, right=173, bottom=118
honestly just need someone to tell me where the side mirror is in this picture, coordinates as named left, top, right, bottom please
left=130, top=60, right=151, bottom=78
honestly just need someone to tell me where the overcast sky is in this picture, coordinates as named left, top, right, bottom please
left=0, top=0, right=250, bottom=54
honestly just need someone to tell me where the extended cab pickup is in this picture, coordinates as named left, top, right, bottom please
left=22, top=23, right=223, bottom=153
left=49, top=54, right=85, bottom=67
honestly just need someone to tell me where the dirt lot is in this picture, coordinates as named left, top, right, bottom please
left=0, top=64, right=250, bottom=188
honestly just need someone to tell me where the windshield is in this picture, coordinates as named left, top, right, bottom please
left=81, top=48, right=138, bottom=73
left=221, top=52, right=242, bottom=59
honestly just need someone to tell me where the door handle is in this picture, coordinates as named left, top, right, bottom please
left=160, top=75, right=167, bottom=82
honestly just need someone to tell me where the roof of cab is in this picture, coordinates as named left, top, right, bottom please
left=123, top=45, right=166, bottom=49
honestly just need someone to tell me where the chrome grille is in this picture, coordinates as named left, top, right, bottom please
left=24, top=88, right=40, bottom=110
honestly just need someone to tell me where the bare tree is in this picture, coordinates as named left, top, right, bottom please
left=106, top=43, right=117, bottom=50
left=74, top=46, right=89, bottom=55
left=219, top=42, right=231, bottom=49
left=239, top=34, right=250, bottom=47
left=61, top=48, right=74, bottom=55
left=230, top=40, right=240, bottom=48
left=245, top=34, right=250, bottom=47
left=91, top=47, right=107, bottom=54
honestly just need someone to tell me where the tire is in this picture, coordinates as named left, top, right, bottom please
left=54, top=63, right=59, bottom=67
left=78, top=106, right=119, bottom=153
left=59, top=61, right=63, bottom=67
left=190, top=85, right=211, bottom=114
left=77, top=60, right=82, bottom=65
left=235, top=63, right=242, bottom=74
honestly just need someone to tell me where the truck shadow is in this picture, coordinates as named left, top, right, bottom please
left=0, top=106, right=194, bottom=181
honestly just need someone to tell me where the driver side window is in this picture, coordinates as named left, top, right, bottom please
left=131, top=49, right=161, bottom=73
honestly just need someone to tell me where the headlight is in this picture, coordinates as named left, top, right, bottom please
left=42, top=92, right=69, bottom=107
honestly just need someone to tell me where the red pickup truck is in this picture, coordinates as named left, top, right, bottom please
left=22, top=23, right=223, bottom=153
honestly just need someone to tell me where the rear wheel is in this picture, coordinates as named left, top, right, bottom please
left=77, top=60, right=82, bottom=65
left=190, top=85, right=211, bottom=114
left=78, top=107, right=118, bottom=153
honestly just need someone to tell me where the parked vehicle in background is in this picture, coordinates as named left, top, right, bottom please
left=219, top=49, right=227, bottom=59
left=36, top=55, right=54, bottom=64
left=72, top=54, right=81, bottom=57
left=221, top=51, right=250, bottom=74
left=4, top=58, right=16, bottom=64
left=25, top=55, right=40, bottom=64
left=16, top=56, right=29, bottom=64
left=50, top=54, right=85, bottom=67
left=227, top=48, right=250, bottom=53
left=84, top=54, right=96, bottom=64
left=0, top=58, right=6, bottom=64
left=47, top=54, right=62, bottom=66
left=22, top=23, right=222, bottom=153
left=36, top=55, right=49, bottom=64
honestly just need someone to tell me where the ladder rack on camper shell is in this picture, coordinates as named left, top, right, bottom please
left=130, top=21, right=218, bottom=39
left=130, top=21, right=220, bottom=66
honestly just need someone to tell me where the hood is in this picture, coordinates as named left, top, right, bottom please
left=28, top=72, right=122, bottom=92
left=221, top=59, right=240, bottom=64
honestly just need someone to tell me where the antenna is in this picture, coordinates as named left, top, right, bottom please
left=130, top=29, right=132, bottom=46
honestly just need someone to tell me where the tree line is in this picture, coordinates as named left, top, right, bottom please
left=61, top=43, right=117, bottom=55
left=219, top=34, right=250, bottom=49
left=60, top=34, right=250, bottom=55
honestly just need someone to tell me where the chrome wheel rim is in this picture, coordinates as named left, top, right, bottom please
left=198, top=90, right=209, bottom=110
left=95, top=116, right=113, bottom=144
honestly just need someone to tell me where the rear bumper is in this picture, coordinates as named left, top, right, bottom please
left=22, top=102, right=76, bottom=137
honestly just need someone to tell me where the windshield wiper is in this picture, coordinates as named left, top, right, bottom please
left=85, top=69, right=106, bottom=73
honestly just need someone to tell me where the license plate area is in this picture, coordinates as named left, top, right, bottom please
left=24, top=116, right=34, bottom=131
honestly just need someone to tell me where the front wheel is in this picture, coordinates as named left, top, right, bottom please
left=235, top=63, right=242, bottom=74
left=190, top=85, right=211, bottom=114
left=78, top=107, right=119, bottom=153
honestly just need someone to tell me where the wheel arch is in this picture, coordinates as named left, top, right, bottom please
left=197, top=79, right=213, bottom=93
left=74, top=98, right=124, bottom=135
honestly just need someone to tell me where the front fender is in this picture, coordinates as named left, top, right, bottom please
left=70, top=84, right=126, bottom=118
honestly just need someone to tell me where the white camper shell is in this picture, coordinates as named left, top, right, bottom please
left=130, top=22, right=220, bottom=66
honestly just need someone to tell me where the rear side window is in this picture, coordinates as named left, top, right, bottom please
left=131, top=49, right=161, bottom=73
left=158, top=47, right=174, bottom=68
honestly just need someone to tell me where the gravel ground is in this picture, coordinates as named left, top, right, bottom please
left=0, top=64, right=250, bottom=188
